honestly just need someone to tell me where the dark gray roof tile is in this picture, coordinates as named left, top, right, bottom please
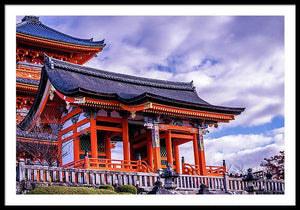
left=44, top=56, right=244, bottom=114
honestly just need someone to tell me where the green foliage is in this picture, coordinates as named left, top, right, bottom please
left=27, top=186, right=117, bottom=194
left=95, top=189, right=117, bottom=194
left=98, top=184, right=115, bottom=192
left=117, top=185, right=137, bottom=194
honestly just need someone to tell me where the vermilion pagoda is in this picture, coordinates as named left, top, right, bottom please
left=16, top=16, right=106, bottom=161
left=17, top=16, right=245, bottom=176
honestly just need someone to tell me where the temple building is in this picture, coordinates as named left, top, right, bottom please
left=16, top=15, right=105, bottom=124
left=17, top=16, right=245, bottom=176
left=16, top=16, right=106, bottom=162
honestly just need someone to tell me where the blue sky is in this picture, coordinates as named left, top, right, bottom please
left=16, top=15, right=285, bottom=173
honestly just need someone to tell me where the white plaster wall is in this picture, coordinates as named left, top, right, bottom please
left=77, top=122, right=90, bottom=132
left=62, top=118, right=72, bottom=130
left=78, top=112, right=86, bottom=122
left=62, top=139, right=74, bottom=165
left=62, top=130, right=73, bottom=140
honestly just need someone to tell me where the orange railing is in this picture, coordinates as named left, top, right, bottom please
left=62, top=157, right=154, bottom=173
left=182, top=163, right=201, bottom=175
left=182, top=163, right=226, bottom=176
left=206, top=165, right=226, bottom=176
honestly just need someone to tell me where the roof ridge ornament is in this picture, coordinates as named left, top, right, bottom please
left=21, top=16, right=41, bottom=24
left=43, top=53, right=54, bottom=69
left=50, top=57, right=195, bottom=91
left=190, top=80, right=196, bottom=90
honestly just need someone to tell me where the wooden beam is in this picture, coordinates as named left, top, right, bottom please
left=96, top=116, right=123, bottom=123
left=75, top=127, right=90, bottom=138
left=152, top=103, right=235, bottom=121
left=61, top=107, right=82, bottom=123
left=132, top=140, right=147, bottom=149
left=76, top=118, right=90, bottom=127
left=132, top=132, right=148, bottom=143
left=107, top=132, right=122, bottom=139
left=171, top=133, right=194, bottom=140
left=60, top=124, right=74, bottom=137
left=159, top=124, right=197, bottom=133
left=175, top=138, right=193, bottom=146
left=96, top=125, right=122, bottom=132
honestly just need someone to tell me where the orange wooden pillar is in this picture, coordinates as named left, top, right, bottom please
left=122, top=118, right=130, bottom=161
left=165, top=131, right=173, bottom=167
left=153, top=147, right=161, bottom=171
left=151, top=122, right=161, bottom=171
left=197, top=129, right=207, bottom=175
left=192, top=133, right=200, bottom=168
left=90, top=114, right=98, bottom=159
left=147, top=133, right=154, bottom=169
left=73, top=125, right=80, bottom=161
left=105, top=135, right=111, bottom=160
left=173, top=141, right=180, bottom=173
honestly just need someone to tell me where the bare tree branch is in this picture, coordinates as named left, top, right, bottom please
left=17, top=114, right=70, bottom=167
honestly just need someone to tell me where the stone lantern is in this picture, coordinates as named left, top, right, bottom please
left=242, top=168, right=259, bottom=194
left=148, top=163, right=180, bottom=194
left=160, top=163, right=180, bottom=191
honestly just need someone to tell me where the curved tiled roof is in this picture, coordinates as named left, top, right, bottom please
left=18, top=56, right=245, bottom=130
left=17, top=16, right=106, bottom=47
left=44, top=56, right=244, bottom=114
left=49, top=57, right=197, bottom=92
left=45, top=57, right=211, bottom=105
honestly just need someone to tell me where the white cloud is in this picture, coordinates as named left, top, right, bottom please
left=39, top=16, right=284, bottom=129
left=111, top=142, right=123, bottom=160
left=178, top=127, right=284, bottom=173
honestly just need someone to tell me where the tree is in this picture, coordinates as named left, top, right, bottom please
left=260, top=151, right=284, bottom=180
left=17, top=139, right=60, bottom=167
left=16, top=116, right=70, bottom=167
left=16, top=136, right=72, bottom=167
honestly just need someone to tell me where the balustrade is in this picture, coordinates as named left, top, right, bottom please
left=227, top=176, right=285, bottom=193
left=62, top=157, right=153, bottom=173
left=17, top=159, right=284, bottom=194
